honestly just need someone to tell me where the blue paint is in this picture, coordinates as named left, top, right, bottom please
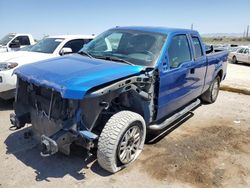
left=15, top=54, right=144, bottom=99
left=14, top=26, right=228, bottom=122
left=154, top=28, right=228, bottom=120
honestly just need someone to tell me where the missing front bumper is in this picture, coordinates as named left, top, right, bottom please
left=40, top=135, right=58, bottom=157
left=10, top=111, right=99, bottom=157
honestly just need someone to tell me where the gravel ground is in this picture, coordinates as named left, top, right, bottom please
left=0, top=91, right=249, bottom=188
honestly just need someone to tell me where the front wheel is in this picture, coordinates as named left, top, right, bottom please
left=201, top=76, right=220, bottom=104
left=97, top=111, right=146, bottom=173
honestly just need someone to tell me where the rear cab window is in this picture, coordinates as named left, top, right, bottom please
left=238, top=48, right=245, bottom=53
left=244, top=48, right=249, bottom=54
left=191, top=36, right=203, bottom=58
left=168, top=34, right=191, bottom=69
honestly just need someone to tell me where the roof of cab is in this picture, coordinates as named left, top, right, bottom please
left=48, top=34, right=95, bottom=39
left=9, top=33, right=33, bottom=36
left=113, top=26, right=199, bottom=35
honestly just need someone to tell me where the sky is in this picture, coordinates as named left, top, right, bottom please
left=0, top=0, right=249, bottom=39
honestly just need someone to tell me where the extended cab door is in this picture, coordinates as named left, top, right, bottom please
left=156, top=33, right=206, bottom=120
left=190, top=35, right=207, bottom=94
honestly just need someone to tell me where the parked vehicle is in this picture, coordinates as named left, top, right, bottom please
left=0, top=33, right=35, bottom=53
left=209, top=44, right=239, bottom=53
left=0, top=35, right=94, bottom=99
left=10, top=27, right=228, bottom=173
left=205, top=44, right=239, bottom=54
left=228, top=46, right=250, bottom=64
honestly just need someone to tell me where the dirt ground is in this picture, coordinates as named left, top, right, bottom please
left=0, top=90, right=249, bottom=188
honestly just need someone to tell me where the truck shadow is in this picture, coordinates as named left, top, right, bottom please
left=4, top=127, right=111, bottom=182
left=0, top=98, right=14, bottom=111
left=146, top=112, right=195, bottom=144
left=4, top=110, right=197, bottom=181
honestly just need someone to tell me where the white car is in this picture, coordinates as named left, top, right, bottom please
left=0, top=35, right=94, bottom=100
left=0, top=33, right=35, bottom=53
left=228, top=46, right=250, bottom=64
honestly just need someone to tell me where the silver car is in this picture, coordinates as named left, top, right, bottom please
left=228, top=46, right=250, bottom=64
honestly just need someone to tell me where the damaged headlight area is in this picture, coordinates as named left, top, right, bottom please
left=0, top=62, right=18, bottom=71
left=11, top=78, right=99, bottom=157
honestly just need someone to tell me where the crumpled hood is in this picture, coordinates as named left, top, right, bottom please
left=14, top=54, right=144, bottom=99
left=0, top=51, right=55, bottom=65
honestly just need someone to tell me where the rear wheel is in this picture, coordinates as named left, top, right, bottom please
left=232, top=56, right=238, bottom=64
left=97, top=111, right=146, bottom=173
left=201, top=76, right=220, bottom=104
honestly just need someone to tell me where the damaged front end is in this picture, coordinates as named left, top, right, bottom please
left=10, top=68, right=157, bottom=157
left=10, top=78, right=99, bottom=156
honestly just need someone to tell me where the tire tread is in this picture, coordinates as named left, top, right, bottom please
left=97, top=110, right=146, bottom=173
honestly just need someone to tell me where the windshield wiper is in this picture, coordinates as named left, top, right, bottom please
left=96, top=55, right=134, bottom=65
left=78, top=51, right=93, bottom=58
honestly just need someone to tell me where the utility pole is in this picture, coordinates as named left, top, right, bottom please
left=246, top=25, right=249, bottom=39
left=191, top=23, right=193, bottom=30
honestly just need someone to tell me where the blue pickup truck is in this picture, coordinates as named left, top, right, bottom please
left=10, top=26, right=228, bottom=173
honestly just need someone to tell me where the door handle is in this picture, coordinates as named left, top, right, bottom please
left=190, top=68, right=195, bottom=74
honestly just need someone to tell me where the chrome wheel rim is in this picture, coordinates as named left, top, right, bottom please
left=212, top=80, right=219, bottom=101
left=118, top=125, right=142, bottom=164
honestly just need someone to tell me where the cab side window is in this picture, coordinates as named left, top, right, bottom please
left=192, top=36, right=203, bottom=58
left=168, top=35, right=191, bottom=68
left=238, top=48, right=245, bottom=53
left=244, top=49, right=249, bottom=54
left=16, top=36, right=30, bottom=45
left=63, top=39, right=85, bottom=53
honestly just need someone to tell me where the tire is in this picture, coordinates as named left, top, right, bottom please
left=201, top=76, right=220, bottom=104
left=232, top=56, right=238, bottom=64
left=97, top=111, right=146, bottom=173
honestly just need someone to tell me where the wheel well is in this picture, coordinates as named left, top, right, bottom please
left=232, top=55, right=237, bottom=62
left=108, top=91, right=146, bottom=118
left=90, top=91, right=147, bottom=134
left=217, top=70, right=223, bottom=82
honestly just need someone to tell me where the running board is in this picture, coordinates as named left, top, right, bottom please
left=149, top=99, right=201, bottom=130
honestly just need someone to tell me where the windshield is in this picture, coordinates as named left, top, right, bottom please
left=80, top=29, right=167, bottom=66
left=28, top=38, right=63, bottom=54
left=0, top=34, right=15, bottom=46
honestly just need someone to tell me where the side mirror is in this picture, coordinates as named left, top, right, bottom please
left=9, top=40, right=21, bottom=48
left=205, top=45, right=214, bottom=54
left=60, top=47, right=73, bottom=55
